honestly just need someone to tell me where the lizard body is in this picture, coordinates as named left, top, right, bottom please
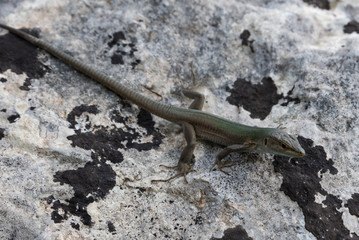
left=0, top=24, right=305, bottom=182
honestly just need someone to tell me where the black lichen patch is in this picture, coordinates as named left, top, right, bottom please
left=193, top=214, right=203, bottom=225
left=226, top=77, right=283, bottom=120
left=0, top=128, right=5, bottom=140
left=111, top=109, right=128, bottom=123
left=51, top=103, right=164, bottom=227
left=19, top=78, right=32, bottom=91
left=67, top=126, right=125, bottom=164
left=7, top=113, right=20, bottom=123
left=131, top=59, right=141, bottom=69
left=51, top=195, right=94, bottom=226
left=66, top=105, right=163, bottom=163
left=108, top=31, right=126, bottom=48
left=67, top=104, right=100, bottom=129
left=344, top=20, right=359, bottom=34
left=346, top=193, right=359, bottom=217
left=239, top=30, right=254, bottom=53
left=273, top=137, right=358, bottom=239
left=0, top=27, right=46, bottom=90
left=71, top=222, right=80, bottom=230
left=111, top=53, right=124, bottom=65
left=46, top=195, right=55, bottom=204
left=107, top=221, right=116, bottom=234
left=132, top=109, right=163, bottom=150
left=0, top=77, right=7, bottom=83
left=54, top=161, right=116, bottom=199
left=281, top=86, right=301, bottom=106
left=303, top=0, right=330, bottom=10
left=211, top=225, right=253, bottom=240
left=107, top=31, right=141, bottom=69
left=52, top=160, right=116, bottom=226
left=66, top=104, right=124, bottom=163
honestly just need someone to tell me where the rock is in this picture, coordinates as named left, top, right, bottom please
left=1, top=0, right=358, bottom=239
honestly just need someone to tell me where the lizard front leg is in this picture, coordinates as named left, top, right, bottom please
left=151, top=89, right=204, bottom=183
left=213, top=142, right=257, bottom=174
left=152, top=122, right=197, bottom=184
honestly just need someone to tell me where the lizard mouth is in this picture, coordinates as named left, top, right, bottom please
left=295, top=150, right=306, bottom=157
left=287, top=148, right=306, bottom=158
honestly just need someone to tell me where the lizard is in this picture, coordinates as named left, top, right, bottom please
left=0, top=23, right=305, bottom=183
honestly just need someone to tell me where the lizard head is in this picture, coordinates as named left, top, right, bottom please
left=258, top=129, right=305, bottom=157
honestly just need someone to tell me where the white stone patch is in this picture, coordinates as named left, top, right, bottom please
left=342, top=208, right=359, bottom=236
left=314, top=192, right=327, bottom=207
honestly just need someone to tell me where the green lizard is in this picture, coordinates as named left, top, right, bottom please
left=0, top=23, right=305, bottom=183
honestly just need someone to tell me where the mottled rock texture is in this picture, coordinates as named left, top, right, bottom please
left=1, top=0, right=359, bottom=239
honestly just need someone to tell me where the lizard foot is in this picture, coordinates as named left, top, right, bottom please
left=211, top=160, right=236, bottom=175
left=151, top=162, right=196, bottom=184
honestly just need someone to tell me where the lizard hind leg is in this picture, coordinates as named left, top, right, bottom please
left=151, top=122, right=197, bottom=184
left=182, top=89, right=205, bottom=110
left=176, top=63, right=205, bottom=110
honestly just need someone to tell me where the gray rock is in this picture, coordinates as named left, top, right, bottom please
left=0, top=0, right=358, bottom=239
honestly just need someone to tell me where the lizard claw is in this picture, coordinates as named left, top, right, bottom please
left=151, top=162, right=196, bottom=184
left=151, top=169, right=196, bottom=184
left=211, top=160, right=236, bottom=175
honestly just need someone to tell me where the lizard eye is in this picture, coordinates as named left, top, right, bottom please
left=281, top=144, right=287, bottom=149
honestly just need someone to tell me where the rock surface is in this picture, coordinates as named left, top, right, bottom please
left=1, top=0, right=359, bottom=239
